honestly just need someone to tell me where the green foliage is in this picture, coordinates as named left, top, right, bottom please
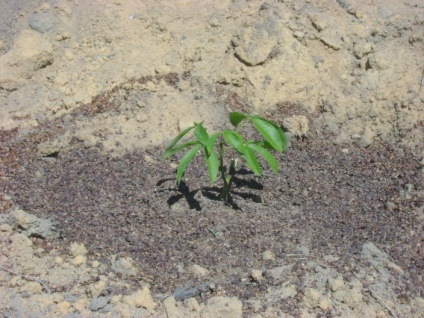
left=163, top=112, right=288, bottom=202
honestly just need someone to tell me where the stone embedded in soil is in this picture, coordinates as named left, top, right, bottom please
left=262, top=250, right=275, bottom=261
left=189, top=264, right=209, bottom=277
left=29, top=12, right=55, bottom=34
left=250, top=269, right=263, bottom=282
left=90, top=296, right=109, bottom=311
left=7, top=209, right=56, bottom=238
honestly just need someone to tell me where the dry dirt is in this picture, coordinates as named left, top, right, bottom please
left=0, top=0, right=423, bottom=317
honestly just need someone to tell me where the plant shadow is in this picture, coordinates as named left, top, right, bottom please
left=165, top=181, right=202, bottom=211
left=157, top=169, right=264, bottom=211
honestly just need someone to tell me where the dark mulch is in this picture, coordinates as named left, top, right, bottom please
left=0, top=80, right=422, bottom=313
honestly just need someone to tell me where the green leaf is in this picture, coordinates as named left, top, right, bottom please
left=241, top=147, right=261, bottom=176
left=275, top=125, right=288, bottom=152
left=205, top=149, right=219, bottom=184
left=164, top=125, right=196, bottom=158
left=194, top=123, right=209, bottom=145
left=205, top=132, right=221, bottom=156
left=251, top=116, right=283, bottom=153
left=229, top=112, right=247, bottom=127
left=163, top=140, right=199, bottom=159
left=176, top=144, right=202, bottom=184
left=247, top=143, right=278, bottom=172
left=223, top=130, right=245, bottom=154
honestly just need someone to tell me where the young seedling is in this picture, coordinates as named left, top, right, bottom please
left=163, top=112, right=288, bottom=203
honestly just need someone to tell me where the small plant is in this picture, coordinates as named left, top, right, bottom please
left=163, top=112, right=288, bottom=203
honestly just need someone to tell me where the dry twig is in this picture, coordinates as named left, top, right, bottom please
left=0, top=264, right=51, bottom=295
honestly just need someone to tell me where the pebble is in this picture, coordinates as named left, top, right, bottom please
left=71, top=255, right=86, bottom=266
left=190, top=264, right=209, bottom=277
left=0, top=224, right=12, bottom=232
left=262, top=250, right=275, bottom=261
left=92, top=261, right=100, bottom=268
left=250, top=269, right=263, bottom=282
left=64, top=293, right=77, bottom=303
left=90, top=297, right=109, bottom=311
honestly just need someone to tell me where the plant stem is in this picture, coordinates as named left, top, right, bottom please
left=218, top=137, right=236, bottom=203
left=218, top=138, right=229, bottom=202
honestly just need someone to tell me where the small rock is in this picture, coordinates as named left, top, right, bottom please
left=90, top=297, right=109, bottom=311
left=262, top=250, right=275, bottom=261
left=144, top=155, right=154, bottom=163
left=354, top=42, right=373, bottom=58
left=92, top=261, right=100, bottom=268
left=146, top=82, right=157, bottom=92
left=386, top=201, right=396, bottom=211
left=7, top=209, right=56, bottom=238
left=308, top=13, right=328, bottom=31
left=29, top=12, right=55, bottom=33
left=70, top=242, right=88, bottom=257
left=136, top=112, right=149, bottom=123
left=64, top=293, right=77, bottom=303
left=250, top=269, right=263, bottom=282
left=71, top=255, right=86, bottom=266
left=0, top=224, right=12, bottom=232
left=189, top=264, right=209, bottom=277
left=319, top=30, right=343, bottom=50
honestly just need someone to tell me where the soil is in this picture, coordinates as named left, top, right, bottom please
left=0, top=0, right=423, bottom=317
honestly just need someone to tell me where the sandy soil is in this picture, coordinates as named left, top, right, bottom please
left=0, top=0, right=423, bottom=317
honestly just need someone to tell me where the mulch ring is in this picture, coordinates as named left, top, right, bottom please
left=1, top=119, right=422, bottom=311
